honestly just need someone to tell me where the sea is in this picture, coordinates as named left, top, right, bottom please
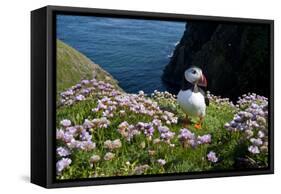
left=57, top=15, right=185, bottom=94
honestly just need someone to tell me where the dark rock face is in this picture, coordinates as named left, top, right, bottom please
left=162, top=21, right=270, bottom=100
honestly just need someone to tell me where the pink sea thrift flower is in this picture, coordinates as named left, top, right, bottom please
left=56, top=158, right=71, bottom=174
left=248, top=145, right=260, bottom=154
left=104, top=152, right=115, bottom=161
left=60, top=119, right=71, bottom=127
left=207, top=151, right=218, bottom=163
left=56, top=147, right=70, bottom=157
left=197, top=134, right=212, bottom=144
left=76, top=94, right=85, bottom=101
left=157, top=159, right=166, bottom=166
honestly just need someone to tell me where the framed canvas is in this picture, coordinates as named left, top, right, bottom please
left=31, top=5, right=274, bottom=188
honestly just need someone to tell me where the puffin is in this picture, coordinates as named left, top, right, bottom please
left=177, top=66, right=209, bottom=129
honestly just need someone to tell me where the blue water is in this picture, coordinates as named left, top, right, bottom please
left=57, top=15, right=185, bottom=94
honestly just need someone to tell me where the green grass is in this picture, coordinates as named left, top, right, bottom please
left=56, top=91, right=244, bottom=179
left=56, top=39, right=121, bottom=95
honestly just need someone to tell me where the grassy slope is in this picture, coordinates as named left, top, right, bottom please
left=57, top=92, right=240, bottom=179
left=57, top=39, right=121, bottom=94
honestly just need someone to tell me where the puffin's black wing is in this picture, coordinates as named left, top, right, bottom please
left=198, top=87, right=209, bottom=106
left=182, top=77, right=194, bottom=91
left=205, top=96, right=210, bottom=106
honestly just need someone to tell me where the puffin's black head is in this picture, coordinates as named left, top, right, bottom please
left=184, top=67, right=207, bottom=87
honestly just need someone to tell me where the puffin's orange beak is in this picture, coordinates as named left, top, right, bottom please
left=198, top=73, right=207, bottom=87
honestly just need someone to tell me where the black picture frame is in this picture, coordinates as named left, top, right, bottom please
left=31, top=5, right=274, bottom=188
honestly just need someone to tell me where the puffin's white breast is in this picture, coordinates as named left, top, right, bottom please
left=177, top=89, right=206, bottom=117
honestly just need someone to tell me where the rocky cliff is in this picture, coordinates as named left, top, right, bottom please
left=162, top=21, right=270, bottom=100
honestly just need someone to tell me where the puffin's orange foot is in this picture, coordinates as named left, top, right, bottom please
left=194, top=123, right=202, bottom=129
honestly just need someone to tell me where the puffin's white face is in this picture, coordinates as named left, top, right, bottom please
left=184, top=67, right=207, bottom=87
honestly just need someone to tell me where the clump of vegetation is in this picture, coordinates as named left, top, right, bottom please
left=56, top=78, right=268, bottom=180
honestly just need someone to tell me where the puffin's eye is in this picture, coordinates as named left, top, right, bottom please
left=192, top=70, right=196, bottom=74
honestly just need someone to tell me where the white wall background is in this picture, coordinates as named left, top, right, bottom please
left=0, top=0, right=279, bottom=193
